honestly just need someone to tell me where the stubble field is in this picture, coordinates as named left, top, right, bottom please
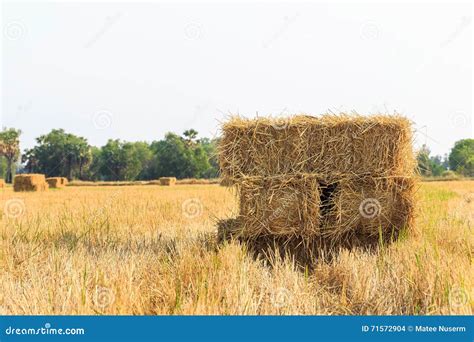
left=0, top=181, right=473, bottom=315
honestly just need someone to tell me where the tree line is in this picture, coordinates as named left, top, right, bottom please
left=416, top=140, right=474, bottom=177
left=0, top=128, right=219, bottom=182
left=0, top=127, right=473, bottom=182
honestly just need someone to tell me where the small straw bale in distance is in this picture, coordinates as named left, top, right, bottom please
left=218, top=113, right=416, bottom=250
left=159, top=177, right=177, bottom=186
left=0, top=179, right=5, bottom=188
left=46, top=177, right=66, bottom=188
left=60, top=177, right=68, bottom=186
left=13, top=174, right=49, bottom=192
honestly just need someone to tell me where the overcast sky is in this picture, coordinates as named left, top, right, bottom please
left=1, top=1, right=472, bottom=156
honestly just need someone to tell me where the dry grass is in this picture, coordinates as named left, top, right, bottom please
left=0, top=182, right=472, bottom=315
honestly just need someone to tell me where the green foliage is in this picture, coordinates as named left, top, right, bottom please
left=21, top=129, right=218, bottom=181
left=145, top=132, right=218, bottom=179
left=0, top=128, right=21, bottom=182
left=99, top=140, right=152, bottom=181
left=417, top=145, right=449, bottom=177
left=23, top=129, right=91, bottom=180
left=449, top=139, right=474, bottom=177
left=416, top=145, right=432, bottom=176
left=430, top=155, right=447, bottom=177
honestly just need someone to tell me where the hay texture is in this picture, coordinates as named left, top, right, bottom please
left=159, top=177, right=177, bottom=186
left=220, top=115, right=415, bottom=180
left=46, top=177, right=66, bottom=188
left=219, top=114, right=416, bottom=248
left=13, top=174, right=49, bottom=192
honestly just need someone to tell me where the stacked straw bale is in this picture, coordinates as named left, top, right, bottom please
left=159, top=177, right=177, bottom=186
left=218, top=114, right=416, bottom=251
left=13, top=174, right=49, bottom=192
left=46, top=177, right=67, bottom=188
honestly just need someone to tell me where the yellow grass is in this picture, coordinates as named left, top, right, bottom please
left=0, top=182, right=472, bottom=315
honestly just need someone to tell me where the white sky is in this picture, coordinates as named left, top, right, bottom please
left=1, top=1, right=472, bottom=156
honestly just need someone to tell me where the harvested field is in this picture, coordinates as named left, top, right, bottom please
left=0, top=182, right=472, bottom=315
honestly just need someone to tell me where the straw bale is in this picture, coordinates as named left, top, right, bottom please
left=13, top=174, right=49, bottom=192
left=219, top=114, right=415, bottom=180
left=238, top=174, right=321, bottom=237
left=46, top=177, right=65, bottom=188
left=159, top=177, right=177, bottom=186
left=217, top=114, right=417, bottom=251
left=319, top=176, right=416, bottom=245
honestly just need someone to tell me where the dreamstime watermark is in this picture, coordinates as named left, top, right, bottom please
left=182, top=198, right=203, bottom=219
left=3, top=21, right=27, bottom=41
left=93, top=286, right=115, bottom=309
left=358, top=198, right=381, bottom=219
left=440, top=16, right=471, bottom=47
left=14, top=100, right=33, bottom=122
left=262, top=13, right=299, bottom=48
left=270, top=287, right=293, bottom=308
left=267, top=192, right=297, bottom=223
left=84, top=12, right=121, bottom=48
left=457, top=192, right=474, bottom=223
left=271, top=108, right=292, bottom=130
left=92, top=110, right=113, bottom=130
left=450, top=111, right=470, bottom=128
left=87, top=190, right=121, bottom=224
left=184, top=22, right=203, bottom=40
left=417, top=16, right=471, bottom=73
left=360, top=21, right=379, bottom=40
left=463, top=192, right=474, bottom=204
left=3, top=199, right=26, bottom=219
left=4, top=322, right=85, bottom=336
left=448, top=287, right=469, bottom=308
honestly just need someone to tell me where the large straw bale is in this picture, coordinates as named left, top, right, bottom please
left=13, top=174, right=49, bottom=192
left=159, top=177, right=177, bottom=186
left=320, top=176, right=415, bottom=244
left=218, top=114, right=417, bottom=252
left=238, top=174, right=321, bottom=237
left=219, top=114, right=415, bottom=180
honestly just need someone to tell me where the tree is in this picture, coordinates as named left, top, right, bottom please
left=449, top=139, right=474, bottom=177
left=199, top=137, right=219, bottom=178
left=183, top=129, right=198, bottom=146
left=0, top=128, right=21, bottom=183
left=416, top=144, right=432, bottom=176
left=82, top=146, right=102, bottom=181
left=430, top=155, right=447, bottom=177
left=99, top=140, right=152, bottom=181
left=22, top=129, right=91, bottom=180
left=150, top=133, right=196, bottom=178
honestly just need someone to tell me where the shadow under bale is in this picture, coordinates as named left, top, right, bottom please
left=217, top=218, right=385, bottom=268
